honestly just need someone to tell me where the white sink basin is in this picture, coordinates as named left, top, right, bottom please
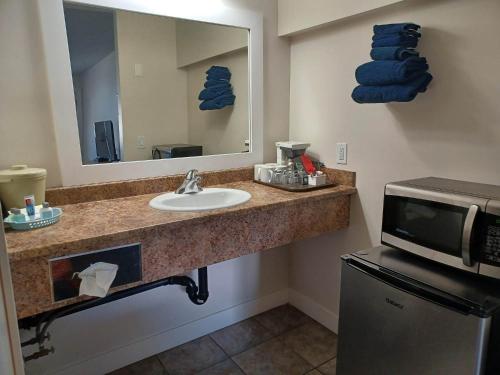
left=149, top=188, right=251, bottom=212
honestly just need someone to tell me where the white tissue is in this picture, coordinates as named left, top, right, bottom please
left=76, top=262, right=119, bottom=298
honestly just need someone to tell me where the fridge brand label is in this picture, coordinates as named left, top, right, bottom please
left=386, top=297, right=404, bottom=309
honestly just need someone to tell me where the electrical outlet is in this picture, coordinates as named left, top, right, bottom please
left=336, top=143, right=347, bottom=164
left=137, top=136, right=145, bottom=149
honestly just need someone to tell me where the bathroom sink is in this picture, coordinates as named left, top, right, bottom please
left=149, top=188, right=251, bottom=212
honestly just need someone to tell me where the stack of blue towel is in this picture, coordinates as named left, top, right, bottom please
left=352, top=23, right=433, bottom=103
left=199, top=66, right=235, bottom=110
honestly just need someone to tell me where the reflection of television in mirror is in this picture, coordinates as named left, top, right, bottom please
left=95, top=121, right=119, bottom=163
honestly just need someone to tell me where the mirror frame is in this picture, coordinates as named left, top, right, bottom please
left=37, top=0, right=263, bottom=186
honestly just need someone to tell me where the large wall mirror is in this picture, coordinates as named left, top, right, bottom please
left=37, top=0, right=263, bottom=185
left=64, top=3, right=250, bottom=164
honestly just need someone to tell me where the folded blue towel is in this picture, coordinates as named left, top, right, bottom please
left=356, top=57, right=428, bottom=85
left=372, top=30, right=421, bottom=40
left=373, top=23, right=420, bottom=35
left=370, top=47, right=419, bottom=61
left=352, top=72, right=432, bottom=103
left=198, top=85, right=233, bottom=101
left=204, top=79, right=230, bottom=88
left=372, top=34, right=419, bottom=48
left=199, top=94, right=235, bottom=110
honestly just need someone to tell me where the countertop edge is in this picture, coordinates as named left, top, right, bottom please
left=7, top=185, right=357, bottom=262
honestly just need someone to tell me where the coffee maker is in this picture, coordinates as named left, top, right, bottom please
left=275, top=141, right=310, bottom=169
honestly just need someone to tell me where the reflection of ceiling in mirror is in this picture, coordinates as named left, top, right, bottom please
left=63, top=6, right=115, bottom=74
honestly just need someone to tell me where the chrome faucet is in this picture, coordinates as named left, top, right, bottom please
left=175, top=169, right=203, bottom=194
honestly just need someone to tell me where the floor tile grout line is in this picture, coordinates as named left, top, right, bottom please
left=315, top=354, right=338, bottom=370
left=208, top=312, right=294, bottom=358
left=228, top=357, right=248, bottom=375
left=207, top=330, right=258, bottom=374
left=154, top=354, right=170, bottom=375
left=276, top=323, right=336, bottom=372
left=198, top=336, right=233, bottom=373
left=207, top=334, right=232, bottom=359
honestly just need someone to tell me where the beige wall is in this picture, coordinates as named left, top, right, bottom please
left=288, top=0, right=500, bottom=320
left=1, top=1, right=291, bottom=373
left=222, top=0, right=290, bottom=162
left=176, top=20, right=248, bottom=68
left=116, top=11, right=189, bottom=162
left=278, top=0, right=404, bottom=36
left=0, top=0, right=62, bottom=187
left=186, top=49, right=249, bottom=155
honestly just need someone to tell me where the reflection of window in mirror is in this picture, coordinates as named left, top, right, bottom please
left=63, top=3, right=250, bottom=165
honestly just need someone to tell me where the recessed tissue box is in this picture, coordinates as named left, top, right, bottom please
left=308, top=174, right=327, bottom=186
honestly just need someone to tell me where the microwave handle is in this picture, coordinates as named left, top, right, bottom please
left=462, top=204, right=479, bottom=267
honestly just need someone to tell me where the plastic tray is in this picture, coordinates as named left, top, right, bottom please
left=253, top=179, right=336, bottom=192
left=5, top=207, right=63, bottom=231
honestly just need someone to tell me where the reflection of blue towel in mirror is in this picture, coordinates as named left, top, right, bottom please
left=199, top=94, right=235, bottom=110
left=199, top=66, right=235, bottom=110
left=198, top=83, right=233, bottom=100
left=206, top=66, right=231, bottom=80
left=205, top=79, right=230, bottom=88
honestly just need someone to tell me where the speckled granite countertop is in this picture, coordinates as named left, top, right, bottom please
left=6, top=181, right=355, bottom=261
left=6, top=167, right=356, bottom=318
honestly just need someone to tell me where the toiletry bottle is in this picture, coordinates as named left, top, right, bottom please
left=24, top=194, right=36, bottom=217
left=9, top=208, right=26, bottom=223
left=40, top=202, right=53, bottom=219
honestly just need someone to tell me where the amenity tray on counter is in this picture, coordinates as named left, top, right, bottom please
left=5, top=207, right=63, bottom=231
left=253, top=179, right=336, bottom=192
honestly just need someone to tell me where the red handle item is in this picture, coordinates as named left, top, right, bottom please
left=301, top=154, right=316, bottom=174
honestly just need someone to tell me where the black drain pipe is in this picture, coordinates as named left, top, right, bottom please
left=20, top=267, right=209, bottom=361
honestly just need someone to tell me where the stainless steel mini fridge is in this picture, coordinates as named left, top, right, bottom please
left=337, top=246, right=500, bottom=375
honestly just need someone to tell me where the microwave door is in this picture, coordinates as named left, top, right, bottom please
left=382, top=184, right=487, bottom=273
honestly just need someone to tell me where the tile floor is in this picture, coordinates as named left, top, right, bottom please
left=109, top=304, right=337, bottom=375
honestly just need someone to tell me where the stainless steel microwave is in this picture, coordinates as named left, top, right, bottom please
left=382, top=177, right=500, bottom=279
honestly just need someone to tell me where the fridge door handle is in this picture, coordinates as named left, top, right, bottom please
left=462, top=205, right=479, bottom=267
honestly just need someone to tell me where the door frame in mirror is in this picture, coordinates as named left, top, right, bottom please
left=37, top=0, right=263, bottom=186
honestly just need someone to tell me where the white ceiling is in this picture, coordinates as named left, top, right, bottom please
left=63, top=5, right=115, bottom=74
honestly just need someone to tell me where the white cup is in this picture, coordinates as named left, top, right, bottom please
left=255, top=164, right=288, bottom=183
left=254, top=164, right=267, bottom=180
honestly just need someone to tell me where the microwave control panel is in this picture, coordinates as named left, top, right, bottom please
left=482, top=215, right=500, bottom=266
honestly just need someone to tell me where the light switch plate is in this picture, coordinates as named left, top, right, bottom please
left=134, top=63, right=143, bottom=77
left=137, top=136, right=145, bottom=149
left=336, top=143, right=347, bottom=164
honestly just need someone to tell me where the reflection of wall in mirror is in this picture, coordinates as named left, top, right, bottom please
left=116, top=12, right=249, bottom=161
left=116, top=11, right=190, bottom=162
left=176, top=19, right=249, bottom=156
left=186, top=49, right=249, bottom=155
left=176, top=20, right=247, bottom=68
left=76, top=52, right=119, bottom=164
